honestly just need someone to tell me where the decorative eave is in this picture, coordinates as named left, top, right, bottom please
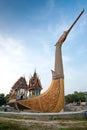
left=28, top=86, right=42, bottom=91
left=12, top=77, right=27, bottom=90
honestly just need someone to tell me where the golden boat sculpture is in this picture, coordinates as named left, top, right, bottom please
left=9, top=9, right=84, bottom=112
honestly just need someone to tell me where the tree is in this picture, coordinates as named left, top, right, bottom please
left=5, top=94, right=9, bottom=104
left=0, top=93, right=9, bottom=106
left=0, top=93, right=5, bottom=106
left=65, top=91, right=86, bottom=104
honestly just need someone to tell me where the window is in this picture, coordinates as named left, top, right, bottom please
left=35, top=90, right=39, bottom=96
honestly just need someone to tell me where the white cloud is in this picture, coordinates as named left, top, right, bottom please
left=0, top=34, right=54, bottom=94
left=0, top=35, right=25, bottom=94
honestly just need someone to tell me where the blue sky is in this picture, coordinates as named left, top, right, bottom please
left=0, top=0, right=87, bottom=95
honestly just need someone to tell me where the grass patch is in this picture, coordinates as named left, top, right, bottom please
left=0, top=121, right=28, bottom=130
left=0, top=121, right=56, bottom=130
left=0, top=113, right=87, bottom=130
left=0, top=121, right=87, bottom=130
left=0, top=118, right=60, bottom=130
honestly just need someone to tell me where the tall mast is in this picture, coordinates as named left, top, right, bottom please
left=52, top=9, right=85, bottom=79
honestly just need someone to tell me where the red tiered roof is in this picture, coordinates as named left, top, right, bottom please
left=28, top=71, right=42, bottom=91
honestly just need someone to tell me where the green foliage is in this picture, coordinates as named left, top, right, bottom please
left=0, top=122, right=28, bottom=130
left=0, top=93, right=9, bottom=106
left=0, top=93, right=5, bottom=106
left=5, top=94, right=9, bottom=104
left=65, top=91, right=87, bottom=104
left=0, top=121, right=87, bottom=130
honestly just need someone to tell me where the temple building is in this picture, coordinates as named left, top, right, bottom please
left=9, top=71, right=42, bottom=101
left=9, top=77, right=27, bottom=100
left=28, top=71, right=42, bottom=97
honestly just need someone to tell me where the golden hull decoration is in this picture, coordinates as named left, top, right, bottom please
left=15, top=78, right=64, bottom=112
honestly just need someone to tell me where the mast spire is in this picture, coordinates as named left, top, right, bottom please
left=55, top=9, right=85, bottom=46
left=67, top=9, right=84, bottom=35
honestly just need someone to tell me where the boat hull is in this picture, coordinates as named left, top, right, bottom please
left=14, top=78, right=64, bottom=112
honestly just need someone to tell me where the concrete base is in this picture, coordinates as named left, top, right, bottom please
left=0, top=110, right=87, bottom=120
